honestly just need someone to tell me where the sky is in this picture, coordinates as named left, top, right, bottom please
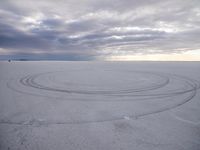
left=0, top=0, right=200, bottom=61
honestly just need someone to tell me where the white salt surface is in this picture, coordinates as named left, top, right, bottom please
left=0, top=61, right=200, bottom=150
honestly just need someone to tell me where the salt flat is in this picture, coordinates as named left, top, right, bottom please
left=0, top=61, right=200, bottom=150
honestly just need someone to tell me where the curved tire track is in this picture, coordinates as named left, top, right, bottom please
left=2, top=70, right=200, bottom=125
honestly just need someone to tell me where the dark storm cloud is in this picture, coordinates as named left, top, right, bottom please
left=0, top=22, right=51, bottom=50
left=0, top=0, right=200, bottom=60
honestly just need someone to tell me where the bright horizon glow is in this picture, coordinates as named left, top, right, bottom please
left=105, top=50, right=200, bottom=61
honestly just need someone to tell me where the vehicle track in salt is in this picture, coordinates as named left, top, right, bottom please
left=19, top=71, right=170, bottom=95
left=2, top=70, right=200, bottom=126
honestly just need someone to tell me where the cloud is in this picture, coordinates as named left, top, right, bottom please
left=0, top=0, right=200, bottom=60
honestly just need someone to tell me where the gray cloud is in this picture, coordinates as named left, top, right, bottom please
left=0, top=0, right=200, bottom=60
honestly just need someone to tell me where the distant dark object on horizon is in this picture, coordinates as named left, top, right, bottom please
left=18, top=59, right=29, bottom=61
left=7, top=59, right=30, bottom=62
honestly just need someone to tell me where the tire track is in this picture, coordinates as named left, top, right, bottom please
left=2, top=70, right=200, bottom=125
left=19, top=71, right=170, bottom=95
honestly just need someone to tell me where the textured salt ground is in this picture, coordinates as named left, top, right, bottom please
left=0, top=61, right=200, bottom=150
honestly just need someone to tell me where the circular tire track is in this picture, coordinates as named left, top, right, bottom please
left=3, top=70, right=200, bottom=126
left=19, top=71, right=170, bottom=95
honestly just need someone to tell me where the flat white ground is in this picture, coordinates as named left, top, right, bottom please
left=0, top=61, right=200, bottom=150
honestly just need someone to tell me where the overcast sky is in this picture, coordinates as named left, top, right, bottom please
left=0, top=0, right=200, bottom=60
